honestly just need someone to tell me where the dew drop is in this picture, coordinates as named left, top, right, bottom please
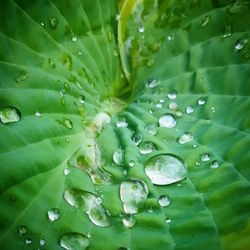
left=169, top=102, right=178, bottom=110
left=25, top=238, right=32, bottom=245
left=64, top=168, right=70, bottom=176
left=235, top=39, right=248, bottom=51
left=145, top=123, right=158, bottom=135
left=18, top=225, right=27, bottom=235
left=72, top=36, right=78, bottom=42
left=116, top=118, right=128, bottom=128
left=131, top=132, right=142, bottom=145
left=158, top=195, right=171, bottom=207
left=177, top=132, right=193, bottom=144
left=60, top=233, right=90, bottom=250
left=167, top=90, right=177, bottom=100
left=139, top=141, right=157, bottom=154
left=112, top=149, right=124, bottom=166
left=146, top=78, right=160, bottom=88
left=35, top=111, right=42, bottom=117
left=78, top=95, right=85, bottom=104
left=200, top=15, right=210, bottom=27
left=200, top=153, right=210, bottom=162
left=223, top=24, right=232, bottom=38
left=62, top=118, right=73, bottom=129
left=122, top=214, right=136, bottom=228
left=49, top=17, right=59, bottom=30
left=159, top=114, right=176, bottom=128
left=0, top=107, right=21, bottom=124
left=138, top=25, right=145, bottom=33
left=197, top=97, right=206, bottom=106
left=145, top=154, right=188, bottom=185
left=128, top=160, right=135, bottom=167
left=48, top=208, right=60, bottom=222
left=210, top=160, right=219, bottom=169
left=166, top=218, right=171, bottom=223
left=185, top=105, right=194, bottom=114
left=40, top=239, right=46, bottom=246
left=120, top=179, right=148, bottom=214
left=156, top=103, right=162, bottom=109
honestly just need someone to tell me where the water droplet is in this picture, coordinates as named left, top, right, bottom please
left=14, top=71, right=29, bottom=83
left=167, top=33, right=175, bottom=41
left=78, top=95, right=85, bottom=104
left=138, top=25, right=145, bottom=33
left=145, top=123, right=158, bottom=135
left=166, top=218, right=171, bottom=223
left=211, top=107, right=216, bottom=113
left=64, top=168, right=70, bottom=176
left=18, top=225, right=27, bottom=235
left=0, top=107, right=21, bottom=124
left=139, top=141, right=157, bottom=154
left=235, top=39, right=248, bottom=51
left=62, top=118, right=73, bottom=129
left=60, top=233, right=90, bottom=250
left=72, top=36, right=78, bottom=42
left=177, top=132, right=193, bottom=144
left=197, top=97, right=206, bottom=106
left=167, top=90, right=177, bottom=100
left=145, top=154, right=188, bottom=185
left=49, top=17, right=59, bottom=30
left=185, top=105, right=194, bottom=114
left=25, top=238, right=32, bottom=245
left=223, top=24, right=232, bottom=38
left=169, top=102, right=178, bottom=110
left=40, top=21, right=45, bottom=27
left=120, top=179, right=148, bottom=214
left=200, top=153, right=210, bottom=162
left=128, top=160, right=135, bottom=167
left=210, top=160, right=219, bottom=169
left=200, top=15, right=210, bottom=27
left=116, top=118, right=128, bottom=128
left=63, top=189, right=111, bottom=227
left=146, top=78, right=160, bottom=88
left=48, top=208, right=60, bottom=222
left=35, top=111, right=42, bottom=117
left=113, top=149, right=124, bottom=166
left=122, top=214, right=136, bottom=228
left=131, top=132, right=142, bottom=145
left=156, top=103, right=162, bottom=109
left=158, top=195, right=171, bottom=207
left=40, top=239, right=46, bottom=246
left=148, top=206, right=154, bottom=213
left=159, top=114, right=176, bottom=128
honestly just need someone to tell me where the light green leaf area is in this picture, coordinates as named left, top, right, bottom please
left=0, top=0, right=250, bottom=249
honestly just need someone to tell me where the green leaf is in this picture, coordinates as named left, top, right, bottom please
left=0, top=0, right=250, bottom=249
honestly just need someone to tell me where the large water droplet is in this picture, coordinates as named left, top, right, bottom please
left=235, top=39, right=248, bottom=51
left=60, top=233, right=90, bottom=250
left=145, top=154, right=188, bottom=185
left=131, top=132, right=142, bottom=145
left=200, top=153, right=210, bottom=162
left=48, top=208, right=60, bottom=222
left=116, top=118, right=128, bottom=128
left=139, top=141, right=157, bottom=154
left=49, top=17, right=59, bottom=30
left=18, top=225, right=27, bottom=235
left=158, top=195, right=171, bottom=207
left=0, top=107, right=21, bottom=124
left=120, top=179, right=148, bottom=214
left=159, top=114, right=176, bottom=128
left=63, top=189, right=111, bottom=227
left=200, top=15, right=210, bottom=27
left=122, top=214, right=136, bottom=228
left=177, top=132, right=193, bottom=144
left=113, top=149, right=124, bottom=166
left=145, top=123, right=158, bottom=135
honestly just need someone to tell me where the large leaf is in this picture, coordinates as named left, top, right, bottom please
left=0, top=0, right=250, bottom=249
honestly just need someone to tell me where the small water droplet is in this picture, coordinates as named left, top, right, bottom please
left=128, top=160, right=135, bottom=167
left=131, top=132, right=142, bottom=145
left=62, top=118, right=73, bottom=129
left=60, top=233, right=90, bottom=250
left=158, top=195, right=171, bottom=207
left=115, top=14, right=120, bottom=21
left=235, top=39, right=248, bottom=51
left=185, top=105, right=194, bottom=114
left=113, top=149, right=124, bottom=166
left=78, top=95, right=85, bottom=104
left=139, top=141, right=157, bottom=154
left=48, top=208, right=60, bottom=222
left=148, top=206, right=153, bottom=213
left=40, top=239, right=46, bottom=246
left=167, top=33, right=175, bottom=41
left=146, top=78, right=160, bottom=88
left=177, top=132, right=193, bottom=144
left=210, top=160, right=219, bottom=169
left=197, top=97, right=206, bottom=106
left=122, top=214, right=136, bottom=228
left=18, top=225, right=27, bottom=235
left=35, top=111, right=42, bottom=117
left=116, top=118, right=128, bottom=128
left=145, top=154, right=188, bottom=185
left=40, top=21, right=45, bottom=27
left=156, top=103, right=162, bottom=109
left=223, top=24, right=232, bottom=38
left=0, top=107, right=21, bottom=124
left=49, top=17, right=59, bottom=30
left=72, top=36, right=78, bottom=42
left=167, top=90, right=177, bottom=100
left=138, top=25, right=145, bottom=33
left=120, top=179, right=148, bottom=214
left=166, top=218, right=171, bottom=223
left=64, top=168, right=70, bottom=176
left=25, top=238, right=32, bottom=245
left=200, top=15, right=210, bottom=27
left=145, top=123, right=158, bottom=135
left=169, top=102, right=178, bottom=110
left=159, top=114, right=176, bottom=128
left=200, top=153, right=210, bottom=162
